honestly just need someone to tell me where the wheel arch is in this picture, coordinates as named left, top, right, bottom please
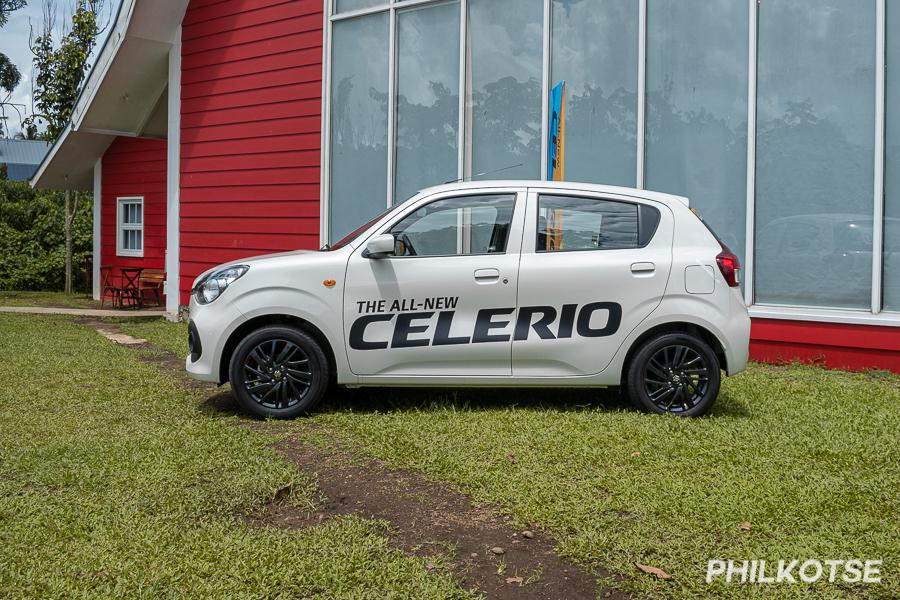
left=619, top=321, right=728, bottom=386
left=218, top=314, right=337, bottom=385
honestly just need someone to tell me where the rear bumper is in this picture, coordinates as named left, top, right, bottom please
left=723, top=290, right=751, bottom=375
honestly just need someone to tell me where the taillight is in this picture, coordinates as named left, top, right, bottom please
left=716, top=244, right=741, bottom=287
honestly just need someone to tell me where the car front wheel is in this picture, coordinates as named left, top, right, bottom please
left=228, top=325, right=329, bottom=419
left=625, top=332, right=721, bottom=417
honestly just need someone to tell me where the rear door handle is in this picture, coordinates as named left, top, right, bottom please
left=630, top=262, right=655, bottom=274
left=474, top=268, right=500, bottom=283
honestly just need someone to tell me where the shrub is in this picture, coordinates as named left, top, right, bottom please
left=0, top=177, right=92, bottom=291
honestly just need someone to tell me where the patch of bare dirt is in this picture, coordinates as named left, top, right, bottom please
left=253, top=437, right=630, bottom=600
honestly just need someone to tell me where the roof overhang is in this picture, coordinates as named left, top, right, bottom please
left=31, top=0, right=188, bottom=190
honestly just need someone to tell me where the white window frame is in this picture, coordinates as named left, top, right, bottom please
left=320, top=0, right=900, bottom=328
left=116, top=196, right=144, bottom=258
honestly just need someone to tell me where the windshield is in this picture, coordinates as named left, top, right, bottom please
left=321, top=206, right=397, bottom=251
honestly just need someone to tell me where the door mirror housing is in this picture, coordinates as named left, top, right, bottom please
left=364, top=233, right=396, bottom=258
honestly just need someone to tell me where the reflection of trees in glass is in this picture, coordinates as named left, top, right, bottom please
left=757, top=100, right=870, bottom=223
left=646, top=78, right=747, bottom=257
left=395, top=81, right=458, bottom=201
left=471, top=76, right=542, bottom=178
left=333, top=78, right=388, bottom=151
left=565, top=84, right=637, bottom=187
left=755, top=100, right=873, bottom=307
left=330, top=76, right=389, bottom=240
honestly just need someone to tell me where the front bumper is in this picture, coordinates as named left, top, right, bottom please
left=185, top=296, right=247, bottom=383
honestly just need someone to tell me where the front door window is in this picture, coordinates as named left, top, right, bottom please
left=389, top=194, right=515, bottom=257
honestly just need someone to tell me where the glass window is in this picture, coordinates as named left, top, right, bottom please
left=329, top=12, right=390, bottom=242
left=550, top=0, right=638, bottom=187
left=117, top=198, right=143, bottom=256
left=389, top=194, right=515, bottom=257
left=886, top=2, right=900, bottom=311
left=394, top=2, right=460, bottom=203
left=334, top=0, right=384, bottom=13
left=755, top=1, right=875, bottom=309
left=467, top=0, right=542, bottom=180
left=536, top=195, right=643, bottom=252
left=645, top=0, right=747, bottom=267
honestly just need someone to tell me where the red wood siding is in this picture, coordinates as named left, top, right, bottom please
left=750, top=318, right=900, bottom=373
left=101, top=137, right=167, bottom=282
left=179, top=0, right=324, bottom=304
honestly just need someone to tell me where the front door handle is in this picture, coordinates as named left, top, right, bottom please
left=630, top=262, right=656, bottom=275
left=474, top=268, right=500, bottom=283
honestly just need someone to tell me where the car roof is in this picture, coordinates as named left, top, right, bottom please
left=415, top=180, right=690, bottom=208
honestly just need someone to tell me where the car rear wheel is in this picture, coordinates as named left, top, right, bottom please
left=625, top=332, right=721, bottom=417
left=229, top=325, right=329, bottom=419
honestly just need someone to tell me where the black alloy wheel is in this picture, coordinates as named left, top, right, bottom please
left=626, top=332, right=721, bottom=417
left=242, top=339, right=312, bottom=409
left=642, top=344, right=709, bottom=413
left=229, top=325, right=329, bottom=418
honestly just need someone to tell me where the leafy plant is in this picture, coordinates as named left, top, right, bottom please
left=0, top=177, right=92, bottom=291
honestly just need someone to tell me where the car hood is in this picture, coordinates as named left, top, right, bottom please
left=191, top=249, right=338, bottom=290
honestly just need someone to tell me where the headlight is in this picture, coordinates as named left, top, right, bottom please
left=193, top=265, right=249, bottom=305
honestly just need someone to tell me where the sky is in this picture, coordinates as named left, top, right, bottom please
left=1, top=0, right=120, bottom=136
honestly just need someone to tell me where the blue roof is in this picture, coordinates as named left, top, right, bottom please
left=0, top=139, right=51, bottom=182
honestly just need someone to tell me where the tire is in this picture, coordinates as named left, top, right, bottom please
left=228, top=325, right=330, bottom=419
left=625, top=332, right=721, bottom=417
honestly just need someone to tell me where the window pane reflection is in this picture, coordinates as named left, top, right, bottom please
left=468, top=0, right=543, bottom=180
left=395, top=2, right=460, bottom=203
left=755, top=0, right=875, bottom=308
left=646, top=0, right=747, bottom=266
left=551, top=0, right=637, bottom=187
left=885, top=2, right=900, bottom=311
left=329, top=12, right=390, bottom=241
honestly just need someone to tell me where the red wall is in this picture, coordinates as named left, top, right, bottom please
left=750, top=319, right=900, bottom=373
left=179, top=0, right=324, bottom=304
left=101, top=136, right=168, bottom=275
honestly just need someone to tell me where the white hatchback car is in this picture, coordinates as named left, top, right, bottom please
left=186, top=181, right=750, bottom=418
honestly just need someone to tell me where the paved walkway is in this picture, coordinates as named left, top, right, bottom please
left=0, top=306, right=166, bottom=318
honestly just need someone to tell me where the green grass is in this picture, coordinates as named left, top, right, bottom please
left=0, top=314, right=473, bottom=599
left=305, top=370, right=899, bottom=599
left=115, top=317, right=189, bottom=357
left=71, top=317, right=900, bottom=598
left=0, top=290, right=99, bottom=308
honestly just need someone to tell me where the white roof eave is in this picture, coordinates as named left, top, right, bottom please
left=31, top=0, right=188, bottom=190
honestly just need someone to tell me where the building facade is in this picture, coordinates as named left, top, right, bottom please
left=32, top=0, right=900, bottom=372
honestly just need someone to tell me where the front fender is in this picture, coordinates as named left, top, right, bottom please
left=232, top=286, right=353, bottom=382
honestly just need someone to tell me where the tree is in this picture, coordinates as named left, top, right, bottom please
left=27, top=0, right=104, bottom=293
left=0, top=0, right=27, bottom=137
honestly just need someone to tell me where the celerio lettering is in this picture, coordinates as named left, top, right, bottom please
left=473, top=308, right=516, bottom=343
left=348, top=302, right=623, bottom=350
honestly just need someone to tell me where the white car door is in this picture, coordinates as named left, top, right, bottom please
left=512, top=188, right=673, bottom=377
left=343, top=189, right=525, bottom=377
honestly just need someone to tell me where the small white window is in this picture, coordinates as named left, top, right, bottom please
left=116, top=197, right=144, bottom=257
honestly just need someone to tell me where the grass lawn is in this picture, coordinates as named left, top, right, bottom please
left=308, top=369, right=899, bottom=599
left=0, top=290, right=100, bottom=309
left=122, top=318, right=899, bottom=599
left=0, top=314, right=473, bottom=599
left=113, top=317, right=189, bottom=357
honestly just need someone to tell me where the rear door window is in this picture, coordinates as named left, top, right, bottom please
left=536, top=194, right=659, bottom=252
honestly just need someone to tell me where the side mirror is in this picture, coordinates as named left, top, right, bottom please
left=363, top=233, right=395, bottom=258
